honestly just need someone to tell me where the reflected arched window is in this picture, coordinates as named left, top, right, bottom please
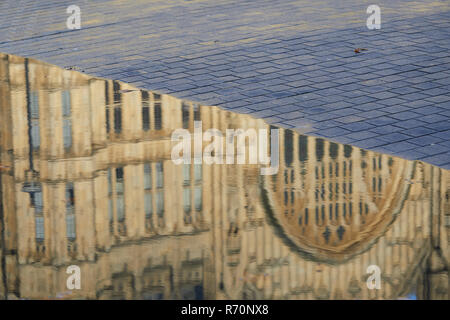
left=337, top=225, right=345, bottom=241
left=322, top=226, right=331, bottom=243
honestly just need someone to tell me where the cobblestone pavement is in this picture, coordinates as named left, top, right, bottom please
left=1, top=0, right=450, bottom=168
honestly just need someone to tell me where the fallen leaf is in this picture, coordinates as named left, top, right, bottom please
left=354, top=48, right=368, bottom=54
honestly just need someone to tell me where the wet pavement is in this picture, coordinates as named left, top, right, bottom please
left=0, top=1, right=449, bottom=169
left=0, top=54, right=449, bottom=300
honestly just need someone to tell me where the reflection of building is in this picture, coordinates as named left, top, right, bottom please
left=266, top=131, right=416, bottom=262
left=0, top=53, right=448, bottom=300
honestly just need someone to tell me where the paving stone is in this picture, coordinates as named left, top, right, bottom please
left=378, top=132, right=412, bottom=143
left=419, top=154, right=450, bottom=168
left=383, top=141, right=419, bottom=152
left=314, top=127, right=351, bottom=138
left=353, top=138, right=389, bottom=149
left=407, top=135, right=443, bottom=146
left=402, top=126, right=437, bottom=137
left=389, top=111, right=422, bottom=121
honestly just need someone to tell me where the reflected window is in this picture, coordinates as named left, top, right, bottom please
left=108, top=198, right=114, bottom=231
left=284, top=130, right=293, bottom=167
left=145, top=193, right=153, bottom=217
left=182, top=103, right=190, bottom=129
left=194, top=186, right=202, bottom=212
left=116, top=195, right=125, bottom=222
left=183, top=164, right=190, bottom=186
left=62, top=90, right=72, bottom=149
left=194, top=164, right=202, bottom=182
left=105, top=81, right=110, bottom=133
left=116, top=168, right=124, bottom=192
left=144, top=163, right=152, bottom=190
left=116, top=167, right=125, bottom=222
left=142, top=91, right=150, bottom=131
left=344, top=145, right=352, bottom=158
left=35, top=216, right=44, bottom=242
left=329, top=142, right=338, bottom=160
left=66, top=182, right=76, bottom=241
left=182, top=163, right=202, bottom=223
left=113, top=81, right=122, bottom=133
left=154, top=101, right=162, bottom=130
left=156, top=191, right=164, bottom=217
left=114, top=107, right=122, bottom=133
left=31, top=190, right=43, bottom=211
left=30, top=91, right=40, bottom=150
left=144, top=162, right=165, bottom=231
left=183, top=188, right=191, bottom=213
left=156, top=162, right=163, bottom=188
left=107, top=168, right=113, bottom=233
left=194, top=104, right=200, bottom=121
left=322, top=226, right=331, bottom=243
left=298, top=135, right=308, bottom=162
left=315, top=138, right=324, bottom=161
left=32, top=191, right=44, bottom=242
left=337, top=225, right=345, bottom=240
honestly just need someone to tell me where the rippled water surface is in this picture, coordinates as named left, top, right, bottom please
left=0, top=53, right=448, bottom=300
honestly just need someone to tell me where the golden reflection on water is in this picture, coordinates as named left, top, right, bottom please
left=0, top=53, right=448, bottom=300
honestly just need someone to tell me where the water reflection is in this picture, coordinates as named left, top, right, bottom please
left=0, top=53, right=448, bottom=300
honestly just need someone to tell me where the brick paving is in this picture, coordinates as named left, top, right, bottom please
left=1, top=0, right=450, bottom=168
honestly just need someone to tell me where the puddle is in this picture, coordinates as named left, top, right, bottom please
left=0, top=53, right=449, bottom=300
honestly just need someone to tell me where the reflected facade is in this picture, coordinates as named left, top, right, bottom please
left=0, top=53, right=448, bottom=300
